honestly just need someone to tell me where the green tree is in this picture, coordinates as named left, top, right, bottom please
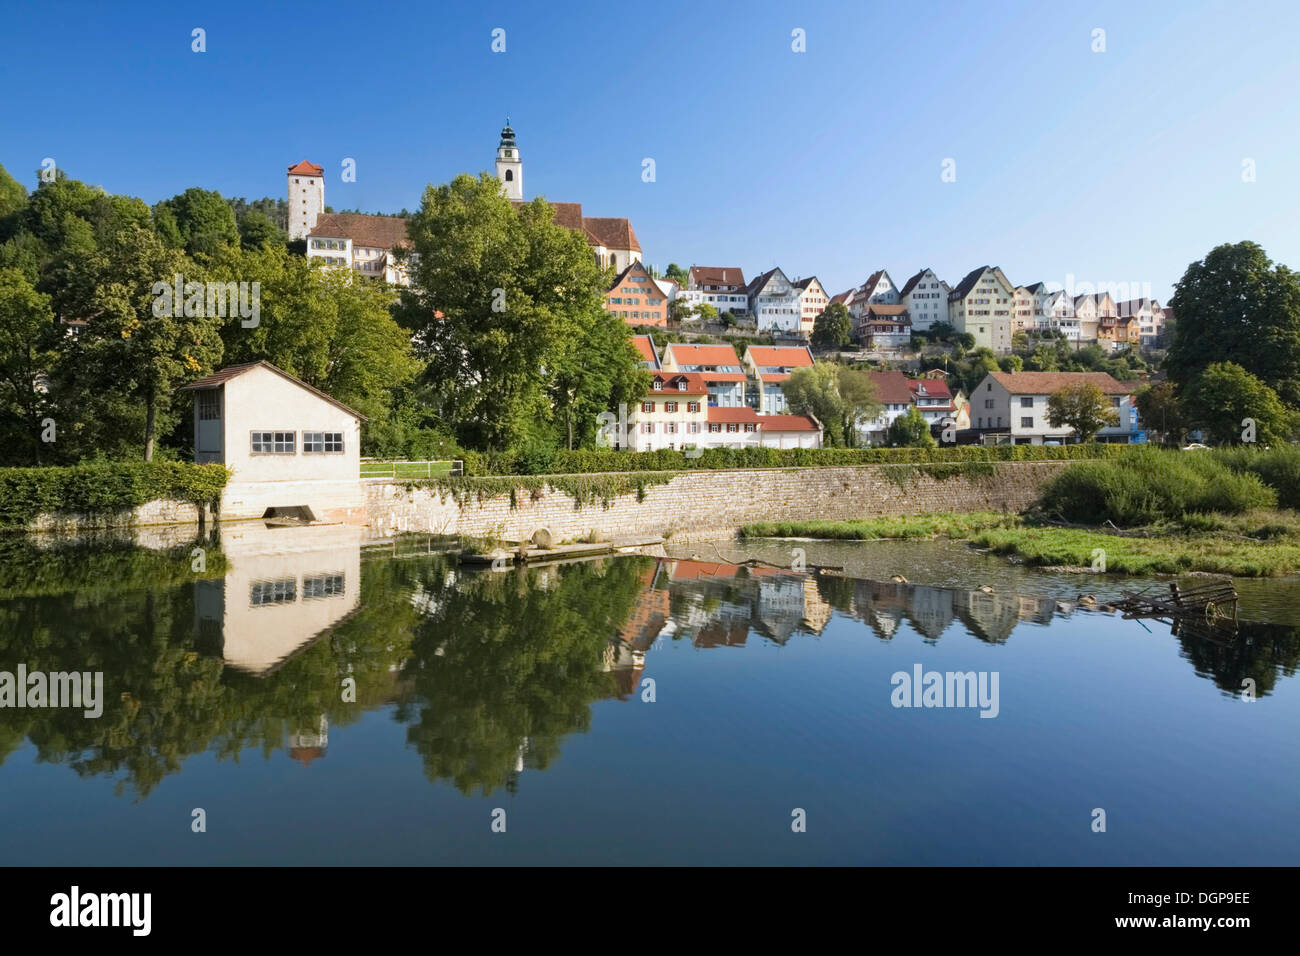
left=886, top=405, right=936, bottom=447
left=811, top=301, right=851, bottom=349
left=664, top=262, right=690, bottom=287
left=153, top=188, right=239, bottom=259
left=1045, top=382, right=1120, bottom=443
left=1181, top=361, right=1292, bottom=445
left=835, top=365, right=882, bottom=446
left=1166, top=241, right=1300, bottom=406
left=1133, top=381, right=1187, bottom=445
left=782, top=364, right=845, bottom=446
left=398, top=173, right=643, bottom=451
left=236, top=209, right=285, bottom=249
left=0, top=162, right=28, bottom=227
left=57, top=225, right=223, bottom=459
left=0, top=269, right=59, bottom=464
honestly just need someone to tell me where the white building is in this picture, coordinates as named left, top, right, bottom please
left=660, top=342, right=747, bottom=407
left=180, top=360, right=366, bottom=522
left=747, top=267, right=803, bottom=333
left=848, top=268, right=900, bottom=325
left=948, top=265, right=1017, bottom=353
left=687, top=266, right=749, bottom=317
left=791, top=276, right=829, bottom=336
left=306, top=213, right=412, bottom=285
left=287, top=160, right=325, bottom=241
left=858, top=370, right=915, bottom=444
left=495, top=119, right=523, bottom=201
left=898, top=268, right=950, bottom=331
left=971, top=371, right=1137, bottom=443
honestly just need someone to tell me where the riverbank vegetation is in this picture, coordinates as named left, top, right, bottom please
left=0, top=462, right=228, bottom=529
left=742, top=447, right=1300, bottom=577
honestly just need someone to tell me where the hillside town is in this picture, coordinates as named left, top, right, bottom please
left=282, top=122, right=1158, bottom=451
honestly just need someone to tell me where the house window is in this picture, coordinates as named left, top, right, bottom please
left=709, top=423, right=721, bottom=433
left=304, top=431, right=344, bottom=453
left=303, top=573, right=345, bottom=599
left=1021, top=417, right=1034, bottom=428
left=251, top=431, right=295, bottom=454
left=666, top=423, right=677, bottom=434
left=1020, top=396, right=1034, bottom=407
left=642, top=402, right=655, bottom=413
left=687, top=402, right=700, bottom=413
left=250, top=578, right=296, bottom=606
left=652, top=380, right=662, bottom=391
left=689, top=423, right=701, bottom=433
left=665, top=402, right=678, bottom=413
left=726, top=423, right=739, bottom=433
left=985, top=399, right=995, bottom=409
left=744, top=423, right=756, bottom=432
left=198, top=391, right=220, bottom=420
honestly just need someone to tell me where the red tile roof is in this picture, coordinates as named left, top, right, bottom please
left=863, top=304, right=908, bottom=317
left=988, top=371, right=1130, bottom=395
left=649, top=371, right=709, bottom=394
left=757, top=414, right=820, bottom=432
left=689, top=266, right=746, bottom=289
left=513, top=200, right=640, bottom=252
left=287, top=160, right=324, bottom=177
left=746, top=345, right=814, bottom=367
left=631, top=335, right=659, bottom=367
left=868, top=370, right=914, bottom=404
left=909, top=378, right=951, bottom=399
left=707, top=406, right=763, bottom=424
left=308, top=213, right=410, bottom=249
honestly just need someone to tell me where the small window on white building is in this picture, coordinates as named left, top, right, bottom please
left=303, top=431, right=344, bottom=453
left=251, top=431, right=295, bottom=454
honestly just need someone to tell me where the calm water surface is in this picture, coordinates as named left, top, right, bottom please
left=1, top=524, right=1298, bottom=865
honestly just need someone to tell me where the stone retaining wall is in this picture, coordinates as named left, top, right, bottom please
left=364, top=462, right=1069, bottom=543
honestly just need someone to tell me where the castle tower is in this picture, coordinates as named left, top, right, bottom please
left=287, top=160, right=325, bottom=240
left=495, top=120, right=523, bottom=201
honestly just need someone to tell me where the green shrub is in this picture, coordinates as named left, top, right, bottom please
left=0, top=462, right=229, bottom=529
left=1038, top=447, right=1275, bottom=525
left=461, top=442, right=1131, bottom=476
left=1214, top=445, right=1300, bottom=508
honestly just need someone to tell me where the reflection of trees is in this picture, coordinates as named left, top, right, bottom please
left=396, top=557, right=652, bottom=796
left=0, top=542, right=424, bottom=798
left=1173, top=620, right=1300, bottom=698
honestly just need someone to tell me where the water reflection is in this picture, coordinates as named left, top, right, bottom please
left=0, top=532, right=1297, bottom=803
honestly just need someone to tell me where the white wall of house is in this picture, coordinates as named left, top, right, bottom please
left=626, top=388, right=709, bottom=451
left=951, top=268, right=1016, bottom=353
left=191, top=364, right=364, bottom=521
left=973, top=376, right=1136, bottom=442
left=902, top=271, right=949, bottom=330
left=288, top=172, right=324, bottom=240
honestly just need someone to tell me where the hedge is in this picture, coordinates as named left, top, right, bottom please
left=0, top=462, right=230, bottom=529
left=459, top=443, right=1134, bottom=477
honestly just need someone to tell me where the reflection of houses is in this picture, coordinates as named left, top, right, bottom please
left=195, top=523, right=363, bottom=674
left=955, top=589, right=1022, bottom=644
left=907, top=585, right=955, bottom=641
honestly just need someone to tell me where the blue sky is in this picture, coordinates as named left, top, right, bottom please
left=3, top=0, right=1299, bottom=301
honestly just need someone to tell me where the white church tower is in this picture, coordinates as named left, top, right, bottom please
left=287, top=160, right=325, bottom=240
left=495, top=120, right=523, bottom=201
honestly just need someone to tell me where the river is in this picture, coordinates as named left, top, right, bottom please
left=1, top=523, right=1297, bottom=864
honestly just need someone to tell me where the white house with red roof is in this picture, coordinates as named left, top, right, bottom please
left=858, top=369, right=915, bottom=444
left=705, top=407, right=822, bottom=448
left=660, top=342, right=747, bottom=406
left=307, top=212, right=412, bottom=285
left=742, top=344, right=814, bottom=414
left=680, top=266, right=750, bottom=318
left=908, top=377, right=958, bottom=425
left=973, top=371, right=1136, bottom=443
left=791, top=276, right=828, bottom=336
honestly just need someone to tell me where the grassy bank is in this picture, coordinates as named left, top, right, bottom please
left=741, top=509, right=1300, bottom=577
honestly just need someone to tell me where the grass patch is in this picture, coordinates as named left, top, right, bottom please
left=743, top=508, right=1300, bottom=577
left=742, top=511, right=1019, bottom=540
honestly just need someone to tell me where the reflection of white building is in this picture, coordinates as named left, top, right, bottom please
left=194, top=523, right=363, bottom=674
